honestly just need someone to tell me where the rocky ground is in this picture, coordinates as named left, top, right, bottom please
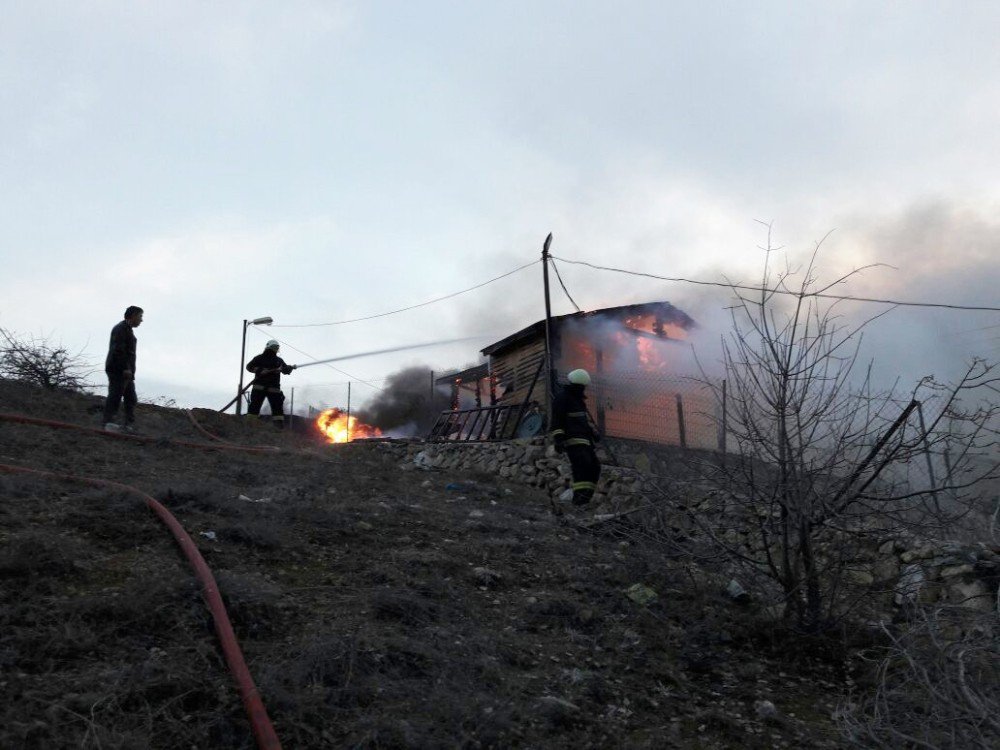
left=0, top=380, right=850, bottom=748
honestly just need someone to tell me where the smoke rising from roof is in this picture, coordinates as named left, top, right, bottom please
left=556, top=306, right=702, bottom=380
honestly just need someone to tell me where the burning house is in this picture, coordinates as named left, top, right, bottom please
left=432, top=301, right=719, bottom=449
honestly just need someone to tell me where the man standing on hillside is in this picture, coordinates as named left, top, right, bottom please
left=103, top=306, right=143, bottom=432
left=551, top=368, right=602, bottom=507
left=246, top=340, right=296, bottom=428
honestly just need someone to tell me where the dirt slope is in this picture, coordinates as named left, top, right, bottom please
left=0, top=380, right=847, bottom=748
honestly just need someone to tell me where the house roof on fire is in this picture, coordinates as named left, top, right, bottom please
left=480, top=301, right=696, bottom=357
left=434, top=362, right=490, bottom=386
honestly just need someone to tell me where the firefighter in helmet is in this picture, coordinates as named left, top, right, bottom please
left=246, top=340, right=296, bottom=427
left=551, top=368, right=601, bottom=506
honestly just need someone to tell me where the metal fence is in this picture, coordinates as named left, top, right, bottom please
left=590, top=371, right=721, bottom=451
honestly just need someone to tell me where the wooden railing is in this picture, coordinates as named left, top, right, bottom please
left=428, top=404, right=524, bottom=442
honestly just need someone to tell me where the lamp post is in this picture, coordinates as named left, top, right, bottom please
left=236, top=316, right=273, bottom=415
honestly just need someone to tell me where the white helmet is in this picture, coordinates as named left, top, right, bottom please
left=265, top=340, right=280, bottom=350
left=567, top=369, right=591, bottom=385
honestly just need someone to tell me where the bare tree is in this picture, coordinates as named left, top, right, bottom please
left=838, top=606, right=1000, bottom=749
left=0, top=327, right=93, bottom=392
left=697, top=231, right=999, bottom=630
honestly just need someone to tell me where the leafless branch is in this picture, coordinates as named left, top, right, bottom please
left=0, top=327, right=94, bottom=391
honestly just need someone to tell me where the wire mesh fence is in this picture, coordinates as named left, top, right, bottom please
left=590, top=371, right=721, bottom=451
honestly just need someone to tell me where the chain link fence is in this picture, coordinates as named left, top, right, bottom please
left=590, top=371, right=721, bottom=451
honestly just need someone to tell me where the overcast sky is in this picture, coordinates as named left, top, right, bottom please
left=2, top=1, right=998, bottom=412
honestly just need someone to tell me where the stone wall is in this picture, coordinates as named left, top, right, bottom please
left=877, top=537, right=999, bottom=612
left=397, top=437, right=673, bottom=509
left=378, top=438, right=1000, bottom=615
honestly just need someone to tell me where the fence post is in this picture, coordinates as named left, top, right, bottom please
left=675, top=393, right=687, bottom=449
left=718, top=378, right=727, bottom=458
left=916, top=402, right=940, bottom=513
left=595, top=349, right=606, bottom=435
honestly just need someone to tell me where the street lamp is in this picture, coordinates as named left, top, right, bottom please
left=236, top=316, right=274, bottom=415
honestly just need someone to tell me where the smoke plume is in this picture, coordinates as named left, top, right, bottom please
left=355, top=366, right=452, bottom=435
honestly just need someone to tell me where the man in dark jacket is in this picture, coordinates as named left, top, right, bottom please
left=246, top=340, right=296, bottom=427
left=550, top=368, right=601, bottom=506
left=103, top=305, right=143, bottom=432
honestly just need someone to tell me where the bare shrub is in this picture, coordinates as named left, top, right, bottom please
left=0, top=326, right=92, bottom=391
left=694, top=230, right=999, bottom=630
left=838, top=606, right=1000, bottom=749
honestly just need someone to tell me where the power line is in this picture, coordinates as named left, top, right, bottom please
left=551, top=255, right=1000, bottom=313
left=950, top=322, right=1000, bottom=336
left=550, top=257, right=582, bottom=312
left=300, top=378, right=391, bottom=388
left=272, top=259, right=540, bottom=328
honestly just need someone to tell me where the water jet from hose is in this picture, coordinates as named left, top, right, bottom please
left=291, top=334, right=497, bottom=369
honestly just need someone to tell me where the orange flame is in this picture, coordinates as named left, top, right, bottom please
left=636, top=337, right=668, bottom=371
left=623, top=313, right=688, bottom=340
left=566, top=327, right=672, bottom=374
left=315, top=408, right=383, bottom=443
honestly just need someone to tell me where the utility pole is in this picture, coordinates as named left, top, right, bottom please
left=346, top=381, right=352, bottom=443
left=541, top=233, right=555, bottom=425
left=237, top=320, right=248, bottom=415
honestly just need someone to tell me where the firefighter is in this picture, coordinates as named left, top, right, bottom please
left=246, top=340, right=296, bottom=427
left=551, top=368, right=601, bottom=506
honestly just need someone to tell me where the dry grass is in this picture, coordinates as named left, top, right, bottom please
left=0, top=379, right=850, bottom=748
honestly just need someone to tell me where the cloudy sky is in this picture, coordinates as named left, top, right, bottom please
left=2, top=1, right=998, bottom=412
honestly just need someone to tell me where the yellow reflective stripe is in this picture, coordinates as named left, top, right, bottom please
left=251, top=385, right=266, bottom=391
left=572, top=481, right=597, bottom=490
left=550, top=429, right=565, bottom=437
left=567, top=411, right=587, bottom=417
left=565, top=438, right=592, bottom=446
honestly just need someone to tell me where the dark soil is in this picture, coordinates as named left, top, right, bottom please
left=0, top=380, right=848, bottom=748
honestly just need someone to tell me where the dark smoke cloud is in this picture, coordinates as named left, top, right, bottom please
left=355, top=365, right=453, bottom=434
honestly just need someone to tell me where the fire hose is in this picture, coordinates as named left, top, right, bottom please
left=0, top=413, right=286, bottom=749
left=0, top=412, right=280, bottom=454
left=186, top=409, right=248, bottom=447
left=220, top=365, right=295, bottom=414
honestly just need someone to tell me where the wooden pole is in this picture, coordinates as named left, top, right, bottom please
left=512, top=358, right=546, bottom=440
left=219, top=378, right=256, bottom=413
left=236, top=320, right=248, bottom=415
left=675, top=393, right=687, bottom=449
left=719, top=378, right=728, bottom=467
left=595, top=348, right=606, bottom=436
left=829, top=399, right=920, bottom=513
left=346, top=381, right=352, bottom=443
left=541, top=233, right=555, bottom=424
left=916, top=402, right=940, bottom=512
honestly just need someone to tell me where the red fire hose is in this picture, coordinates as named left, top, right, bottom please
left=0, top=412, right=281, bottom=454
left=0, top=414, right=285, bottom=750
left=0, top=464, right=283, bottom=750
left=185, top=409, right=245, bottom=446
